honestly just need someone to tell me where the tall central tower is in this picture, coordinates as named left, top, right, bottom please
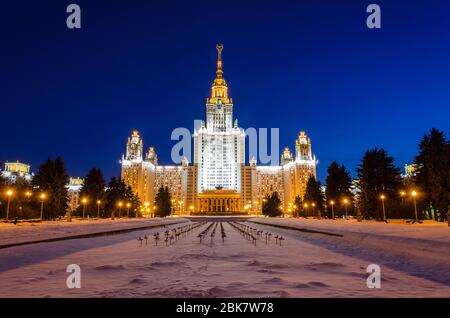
left=194, top=45, right=245, bottom=193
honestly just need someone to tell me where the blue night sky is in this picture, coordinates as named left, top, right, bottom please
left=1, top=0, right=449, bottom=182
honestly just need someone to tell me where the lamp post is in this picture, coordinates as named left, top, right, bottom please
left=118, top=202, right=123, bottom=218
left=400, top=191, right=406, bottom=205
left=312, top=202, right=317, bottom=219
left=96, top=200, right=101, bottom=218
left=126, top=202, right=131, bottom=218
left=179, top=201, right=184, bottom=217
left=304, top=203, right=308, bottom=218
left=412, top=190, right=418, bottom=223
left=5, top=190, right=13, bottom=221
left=330, top=200, right=335, bottom=220
left=143, top=202, right=150, bottom=218
left=380, top=194, right=387, bottom=222
left=343, top=199, right=349, bottom=219
left=40, top=193, right=46, bottom=221
left=82, top=198, right=87, bottom=218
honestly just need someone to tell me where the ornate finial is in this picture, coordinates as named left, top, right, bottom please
left=216, top=44, right=224, bottom=59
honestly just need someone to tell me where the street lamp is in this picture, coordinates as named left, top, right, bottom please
left=118, top=202, right=123, bottom=218
left=304, top=203, right=308, bottom=218
left=96, top=200, right=101, bottom=218
left=400, top=191, right=406, bottom=205
left=5, top=190, right=13, bottom=221
left=411, top=190, right=419, bottom=223
left=82, top=198, right=87, bottom=218
left=179, top=201, right=184, bottom=216
left=330, top=200, right=335, bottom=220
left=126, top=202, right=131, bottom=217
left=343, top=199, right=349, bottom=219
left=190, top=205, right=194, bottom=214
left=40, top=193, right=46, bottom=221
left=312, top=202, right=317, bottom=219
left=380, top=194, right=387, bottom=222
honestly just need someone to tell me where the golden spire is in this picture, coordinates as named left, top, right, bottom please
left=207, top=44, right=231, bottom=104
left=216, top=44, right=224, bottom=79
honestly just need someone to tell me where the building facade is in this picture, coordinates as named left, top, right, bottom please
left=1, top=161, right=34, bottom=183
left=121, top=45, right=317, bottom=214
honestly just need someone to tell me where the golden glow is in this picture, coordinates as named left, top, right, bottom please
left=144, top=202, right=150, bottom=207
left=118, top=202, right=123, bottom=207
left=411, top=190, right=417, bottom=197
left=207, top=44, right=231, bottom=104
left=25, top=191, right=32, bottom=197
left=97, top=200, right=101, bottom=204
left=82, top=198, right=87, bottom=204
left=330, top=200, right=335, bottom=205
left=312, top=203, right=316, bottom=207
left=380, top=194, right=385, bottom=200
left=400, top=191, right=406, bottom=196
left=40, top=193, right=46, bottom=200
left=343, top=199, right=349, bottom=204
left=6, top=190, right=13, bottom=196
left=126, top=203, right=131, bottom=208
left=304, top=203, right=308, bottom=208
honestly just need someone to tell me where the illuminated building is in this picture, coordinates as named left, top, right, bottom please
left=121, top=45, right=317, bottom=214
left=66, top=177, right=84, bottom=213
left=1, top=161, right=34, bottom=183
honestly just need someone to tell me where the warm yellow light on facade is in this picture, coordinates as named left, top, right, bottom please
left=144, top=202, right=150, bottom=207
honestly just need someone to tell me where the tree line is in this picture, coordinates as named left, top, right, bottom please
left=262, top=128, right=449, bottom=221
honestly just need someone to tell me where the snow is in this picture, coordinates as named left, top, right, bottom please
left=0, top=218, right=185, bottom=248
left=0, top=218, right=449, bottom=297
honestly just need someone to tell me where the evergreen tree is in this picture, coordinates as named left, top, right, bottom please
left=325, top=161, right=354, bottom=217
left=32, top=156, right=69, bottom=219
left=304, top=176, right=325, bottom=217
left=78, top=168, right=106, bottom=217
left=262, top=191, right=282, bottom=217
left=293, top=195, right=302, bottom=217
left=154, top=186, right=172, bottom=217
left=414, top=128, right=450, bottom=221
left=105, top=177, right=140, bottom=218
left=356, top=148, right=402, bottom=220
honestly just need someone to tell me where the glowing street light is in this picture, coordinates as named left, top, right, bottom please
left=40, top=193, right=46, bottom=221
left=330, top=200, right=335, bottom=220
left=25, top=191, right=32, bottom=199
left=96, top=200, right=101, bottom=218
left=82, top=198, right=88, bottom=218
left=118, top=202, right=123, bottom=218
left=343, top=198, right=349, bottom=219
left=380, top=194, right=387, bottom=222
left=411, top=190, right=419, bottom=223
left=304, top=203, right=308, bottom=218
left=126, top=202, right=131, bottom=217
left=179, top=201, right=184, bottom=216
left=5, top=190, right=13, bottom=221
left=400, top=191, right=406, bottom=205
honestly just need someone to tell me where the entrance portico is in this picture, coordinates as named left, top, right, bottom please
left=197, top=190, right=241, bottom=213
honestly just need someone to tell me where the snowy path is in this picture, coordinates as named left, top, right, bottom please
left=0, top=219, right=449, bottom=297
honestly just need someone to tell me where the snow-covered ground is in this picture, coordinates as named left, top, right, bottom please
left=0, top=218, right=449, bottom=297
left=0, top=218, right=185, bottom=248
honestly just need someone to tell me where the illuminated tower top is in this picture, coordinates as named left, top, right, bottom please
left=125, top=130, right=143, bottom=161
left=295, top=131, right=313, bottom=161
left=207, top=44, right=232, bottom=105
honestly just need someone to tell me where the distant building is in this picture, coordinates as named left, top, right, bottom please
left=403, top=164, right=417, bottom=179
left=1, top=161, right=34, bottom=183
left=120, top=45, right=318, bottom=214
left=67, top=177, right=84, bottom=213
